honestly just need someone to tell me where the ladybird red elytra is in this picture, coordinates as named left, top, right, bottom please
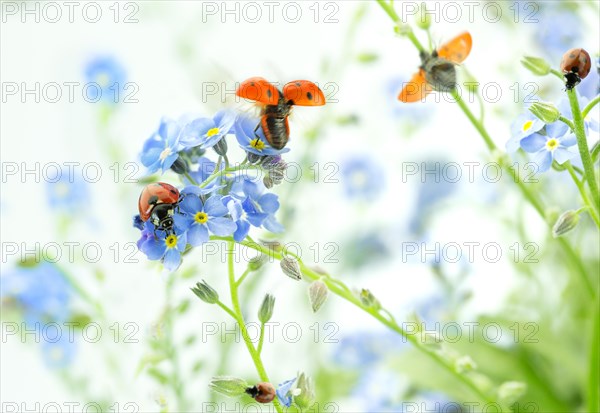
left=138, top=182, right=180, bottom=234
left=560, top=48, right=591, bottom=90
left=245, top=382, right=276, bottom=403
left=236, top=77, right=326, bottom=150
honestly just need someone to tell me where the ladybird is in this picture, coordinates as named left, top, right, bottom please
left=245, top=382, right=276, bottom=403
left=399, top=32, right=472, bottom=102
left=236, top=77, right=326, bottom=149
left=560, top=48, right=591, bottom=90
left=138, top=182, right=180, bottom=234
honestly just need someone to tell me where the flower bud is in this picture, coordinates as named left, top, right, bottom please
left=416, top=4, right=431, bottom=30
left=308, top=280, right=329, bottom=313
left=209, top=376, right=249, bottom=397
left=258, top=294, right=275, bottom=323
left=170, top=156, right=190, bottom=174
left=358, top=288, right=381, bottom=310
left=529, top=101, right=560, bottom=123
left=280, top=256, right=302, bottom=281
left=190, top=280, right=219, bottom=304
left=455, top=355, right=477, bottom=373
left=248, top=254, right=267, bottom=271
left=213, top=138, right=228, bottom=156
left=521, top=56, right=550, bottom=76
left=246, top=382, right=276, bottom=403
left=294, top=373, right=315, bottom=410
left=552, top=210, right=580, bottom=238
left=247, top=152, right=264, bottom=164
left=498, top=381, right=527, bottom=405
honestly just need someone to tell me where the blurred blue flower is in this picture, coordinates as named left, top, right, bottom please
left=333, top=330, right=406, bottom=369
left=276, top=378, right=297, bottom=407
left=352, top=369, right=403, bottom=412
left=578, top=64, right=599, bottom=100
left=520, top=122, right=576, bottom=172
left=179, top=110, right=236, bottom=149
left=533, top=7, right=583, bottom=61
left=173, top=194, right=236, bottom=247
left=234, top=115, right=290, bottom=156
left=1, top=262, right=71, bottom=325
left=342, top=232, right=390, bottom=270
left=341, top=155, right=385, bottom=200
left=84, top=56, right=127, bottom=103
left=42, top=332, right=77, bottom=369
left=224, top=179, right=282, bottom=241
left=139, top=223, right=187, bottom=271
left=140, top=117, right=182, bottom=174
left=408, top=161, right=457, bottom=235
left=506, top=112, right=545, bottom=153
left=46, top=171, right=89, bottom=214
left=557, top=95, right=599, bottom=134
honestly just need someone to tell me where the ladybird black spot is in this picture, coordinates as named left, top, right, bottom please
left=149, top=195, right=159, bottom=205
left=306, top=91, right=313, bottom=100
left=267, top=89, right=272, bottom=98
left=457, top=53, right=463, bottom=59
left=570, top=53, right=576, bottom=58
left=250, top=82, right=255, bottom=86
left=170, top=189, right=177, bottom=194
left=295, top=82, right=301, bottom=86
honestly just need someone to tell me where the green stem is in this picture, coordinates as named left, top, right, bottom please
left=257, top=322, right=266, bottom=355
left=236, top=268, right=252, bottom=287
left=558, top=116, right=575, bottom=130
left=183, top=172, right=198, bottom=185
left=213, top=236, right=499, bottom=407
left=375, top=0, right=425, bottom=52
left=451, top=90, right=496, bottom=151
left=589, top=299, right=600, bottom=413
left=550, top=68, right=565, bottom=82
left=200, top=164, right=262, bottom=189
left=582, top=95, right=600, bottom=119
left=567, top=89, right=600, bottom=213
left=565, top=163, right=600, bottom=227
left=226, top=241, right=284, bottom=413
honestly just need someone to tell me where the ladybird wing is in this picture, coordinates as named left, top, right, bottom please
left=283, top=80, right=326, bottom=106
left=437, top=31, right=472, bottom=64
left=236, top=77, right=280, bottom=105
left=398, top=70, right=432, bottom=103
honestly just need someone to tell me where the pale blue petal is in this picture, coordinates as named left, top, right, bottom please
left=207, top=217, right=237, bottom=236
left=520, top=133, right=547, bottom=153
left=187, top=224, right=209, bottom=246
left=554, top=147, right=576, bottom=164
left=163, top=249, right=181, bottom=271
left=545, top=122, right=569, bottom=138
left=532, top=150, right=552, bottom=173
left=205, top=195, right=228, bottom=217
left=560, top=132, right=577, bottom=147
left=233, top=220, right=251, bottom=242
left=180, top=195, right=202, bottom=215
left=258, top=193, right=280, bottom=214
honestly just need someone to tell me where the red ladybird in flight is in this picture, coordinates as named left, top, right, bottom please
left=236, top=77, right=326, bottom=149
left=399, top=32, right=472, bottom=103
left=138, top=182, right=180, bottom=234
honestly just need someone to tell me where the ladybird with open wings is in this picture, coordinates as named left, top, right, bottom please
left=398, top=32, right=472, bottom=103
left=236, top=77, right=326, bottom=149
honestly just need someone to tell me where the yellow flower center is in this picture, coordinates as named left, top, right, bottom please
left=194, top=211, right=208, bottom=224
left=546, top=138, right=559, bottom=151
left=250, top=138, right=265, bottom=151
left=159, top=147, right=172, bottom=161
left=165, top=234, right=178, bottom=248
left=55, top=182, right=70, bottom=198
left=96, top=73, right=110, bottom=88
left=522, top=120, right=533, bottom=131
left=206, top=127, right=220, bottom=138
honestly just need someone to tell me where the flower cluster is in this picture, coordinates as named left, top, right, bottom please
left=134, top=111, right=288, bottom=271
left=1, top=261, right=77, bottom=368
left=506, top=95, right=599, bottom=173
